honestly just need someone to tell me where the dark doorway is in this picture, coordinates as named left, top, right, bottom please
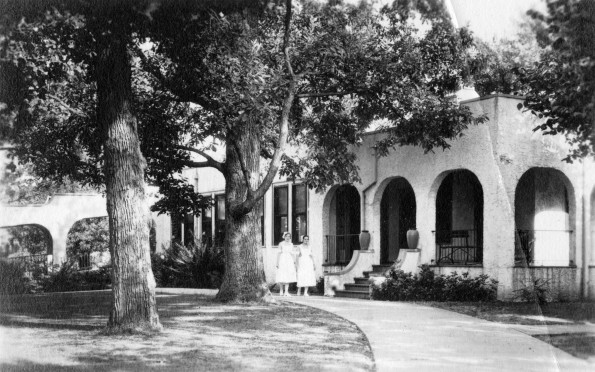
left=380, top=178, right=416, bottom=264
left=434, top=170, right=483, bottom=265
left=326, top=185, right=360, bottom=264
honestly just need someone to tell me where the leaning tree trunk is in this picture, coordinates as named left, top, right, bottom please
left=97, top=31, right=161, bottom=331
left=216, top=121, right=270, bottom=302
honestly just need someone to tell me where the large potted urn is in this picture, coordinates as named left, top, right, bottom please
left=359, top=230, right=371, bottom=250
left=406, top=229, right=419, bottom=250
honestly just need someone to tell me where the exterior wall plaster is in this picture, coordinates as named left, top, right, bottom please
left=155, top=95, right=595, bottom=300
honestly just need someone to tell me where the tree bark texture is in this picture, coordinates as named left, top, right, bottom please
left=97, top=33, right=161, bottom=331
left=216, top=120, right=270, bottom=302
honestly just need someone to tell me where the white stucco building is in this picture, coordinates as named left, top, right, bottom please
left=160, top=94, right=595, bottom=301
left=1, top=94, right=594, bottom=301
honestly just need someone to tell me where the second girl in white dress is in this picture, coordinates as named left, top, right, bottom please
left=297, top=235, right=316, bottom=296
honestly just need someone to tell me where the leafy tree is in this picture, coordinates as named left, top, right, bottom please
left=140, top=0, right=486, bottom=301
left=66, top=217, right=109, bottom=262
left=520, top=0, right=595, bottom=161
left=2, top=0, right=485, bottom=304
left=0, top=0, right=162, bottom=332
left=1, top=162, right=97, bottom=205
left=472, top=14, right=547, bottom=96
left=1, top=224, right=51, bottom=256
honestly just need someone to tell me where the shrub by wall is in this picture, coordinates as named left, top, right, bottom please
left=0, top=260, right=33, bottom=295
left=151, top=242, right=225, bottom=289
left=371, top=265, right=498, bottom=302
left=35, top=263, right=111, bottom=292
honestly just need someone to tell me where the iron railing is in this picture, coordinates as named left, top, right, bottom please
left=6, top=253, right=48, bottom=266
left=78, top=253, right=92, bottom=270
left=324, top=234, right=360, bottom=265
left=5, top=253, right=50, bottom=274
left=433, top=229, right=482, bottom=264
left=515, top=229, right=572, bottom=266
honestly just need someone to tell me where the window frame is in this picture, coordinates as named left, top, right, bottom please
left=292, top=183, right=308, bottom=244
left=273, top=185, right=289, bottom=246
left=272, top=182, right=308, bottom=246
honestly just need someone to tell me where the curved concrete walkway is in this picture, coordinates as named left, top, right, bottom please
left=279, top=295, right=592, bottom=372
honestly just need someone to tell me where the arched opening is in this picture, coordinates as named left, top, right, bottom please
left=326, top=184, right=360, bottom=265
left=380, top=178, right=416, bottom=264
left=515, top=168, right=574, bottom=266
left=0, top=224, right=52, bottom=265
left=434, top=170, right=483, bottom=265
left=66, top=217, right=109, bottom=270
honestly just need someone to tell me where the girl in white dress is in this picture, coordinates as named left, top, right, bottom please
left=276, top=232, right=297, bottom=296
left=297, top=235, right=316, bottom=296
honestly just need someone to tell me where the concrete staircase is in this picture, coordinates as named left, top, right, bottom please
left=334, top=264, right=392, bottom=299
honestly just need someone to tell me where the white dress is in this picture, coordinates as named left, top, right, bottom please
left=297, top=245, right=316, bottom=287
left=276, top=241, right=297, bottom=283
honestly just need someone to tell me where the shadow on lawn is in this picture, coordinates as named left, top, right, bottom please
left=0, top=291, right=375, bottom=372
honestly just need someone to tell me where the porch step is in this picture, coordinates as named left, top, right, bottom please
left=344, top=283, right=369, bottom=292
left=372, top=264, right=392, bottom=272
left=333, top=264, right=391, bottom=301
left=354, top=277, right=371, bottom=285
left=334, top=290, right=371, bottom=300
left=363, top=270, right=386, bottom=278
left=362, top=264, right=392, bottom=278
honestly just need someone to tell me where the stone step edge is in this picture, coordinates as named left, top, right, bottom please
left=334, top=291, right=371, bottom=299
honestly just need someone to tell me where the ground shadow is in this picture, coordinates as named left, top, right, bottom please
left=0, top=291, right=375, bottom=372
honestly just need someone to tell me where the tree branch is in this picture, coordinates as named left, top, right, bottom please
left=174, top=144, right=225, bottom=173
left=47, top=94, right=89, bottom=118
left=229, top=136, right=253, bottom=194
left=282, top=0, right=295, bottom=77
left=296, top=90, right=369, bottom=98
left=232, top=80, right=297, bottom=216
left=134, top=47, right=217, bottom=111
left=260, top=147, right=273, bottom=159
left=230, top=0, right=296, bottom=216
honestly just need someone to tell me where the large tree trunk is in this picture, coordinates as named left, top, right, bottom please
left=216, top=122, right=271, bottom=302
left=97, top=31, right=161, bottom=331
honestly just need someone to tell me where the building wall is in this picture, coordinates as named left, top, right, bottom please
left=158, top=94, right=595, bottom=300
left=328, top=94, right=594, bottom=299
left=0, top=191, right=169, bottom=264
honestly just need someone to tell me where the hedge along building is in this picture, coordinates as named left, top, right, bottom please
left=161, top=94, right=595, bottom=301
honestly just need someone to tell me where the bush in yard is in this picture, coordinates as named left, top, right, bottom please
left=371, top=265, right=498, bottom=302
left=0, top=260, right=33, bottom=295
left=151, top=242, right=225, bottom=289
left=513, top=278, right=551, bottom=305
left=35, top=262, right=111, bottom=292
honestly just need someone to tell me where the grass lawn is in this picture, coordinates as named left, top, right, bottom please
left=425, top=301, right=595, bottom=361
left=424, top=301, right=595, bottom=325
left=0, top=290, right=374, bottom=371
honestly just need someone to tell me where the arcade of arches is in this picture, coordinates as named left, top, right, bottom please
left=326, top=167, right=577, bottom=270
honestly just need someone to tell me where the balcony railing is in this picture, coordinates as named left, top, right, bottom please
left=515, top=229, right=572, bottom=266
left=433, top=229, right=482, bottom=265
left=324, top=234, right=360, bottom=265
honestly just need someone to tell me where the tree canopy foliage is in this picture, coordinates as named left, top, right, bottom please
left=1, top=0, right=486, bottom=213
left=139, top=0, right=485, bottom=209
left=1, top=0, right=487, bottom=302
left=471, top=14, right=547, bottom=97
left=520, top=0, right=595, bottom=161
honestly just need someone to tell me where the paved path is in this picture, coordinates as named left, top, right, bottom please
left=278, top=295, right=592, bottom=372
